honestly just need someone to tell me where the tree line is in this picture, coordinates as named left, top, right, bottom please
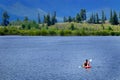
left=0, top=9, right=120, bottom=28
left=0, top=11, right=57, bottom=28
left=64, top=9, right=86, bottom=23
left=64, top=9, right=120, bottom=25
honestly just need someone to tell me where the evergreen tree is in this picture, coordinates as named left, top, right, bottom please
left=72, top=17, right=76, bottom=22
left=105, top=16, right=107, bottom=21
left=119, top=12, right=120, bottom=19
left=24, top=16, right=29, bottom=22
left=51, top=11, right=57, bottom=25
left=54, top=11, right=57, bottom=23
left=90, top=13, right=95, bottom=23
left=80, top=9, right=86, bottom=21
left=93, top=14, right=96, bottom=23
left=38, top=13, right=41, bottom=24
left=46, top=13, right=51, bottom=26
left=68, top=16, right=72, bottom=22
left=63, top=16, right=67, bottom=22
left=83, top=9, right=86, bottom=20
left=95, top=13, right=99, bottom=24
left=76, top=13, right=81, bottom=23
left=88, top=13, right=93, bottom=23
left=109, top=10, right=113, bottom=24
left=43, top=15, right=47, bottom=23
left=51, top=16, right=54, bottom=25
left=102, top=10, right=105, bottom=23
left=88, top=13, right=97, bottom=24
left=109, top=10, right=119, bottom=25
left=119, top=12, right=120, bottom=23
left=112, top=11, right=119, bottom=25
left=2, top=11, right=10, bottom=26
left=88, top=16, right=92, bottom=23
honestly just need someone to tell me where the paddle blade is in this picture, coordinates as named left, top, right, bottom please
left=89, top=59, right=92, bottom=62
left=78, top=66, right=82, bottom=68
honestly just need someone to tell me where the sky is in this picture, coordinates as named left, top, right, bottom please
left=0, top=0, right=120, bottom=22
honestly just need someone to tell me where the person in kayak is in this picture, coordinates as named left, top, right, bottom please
left=83, top=59, right=91, bottom=69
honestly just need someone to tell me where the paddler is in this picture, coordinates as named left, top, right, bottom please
left=83, top=59, right=91, bottom=69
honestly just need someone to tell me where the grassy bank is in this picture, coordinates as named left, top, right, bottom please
left=0, top=23, right=120, bottom=36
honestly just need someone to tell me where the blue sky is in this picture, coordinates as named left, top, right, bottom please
left=0, top=0, right=120, bottom=22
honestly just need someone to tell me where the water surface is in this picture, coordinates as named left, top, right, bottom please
left=0, top=36, right=120, bottom=80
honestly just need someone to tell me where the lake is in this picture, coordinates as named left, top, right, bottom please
left=0, top=36, right=120, bottom=80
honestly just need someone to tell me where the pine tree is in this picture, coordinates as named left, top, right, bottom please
left=83, top=9, right=86, bottom=21
left=88, top=13, right=93, bottom=23
left=43, top=15, right=47, bottom=23
left=46, top=13, right=51, bottom=26
left=119, top=12, right=120, bottom=18
left=38, top=13, right=41, bottom=24
left=105, top=16, right=107, bottom=21
left=54, top=11, right=57, bottom=23
left=2, top=11, right=10, bottom=26
left=109, top=10, right=113, bottom=24
left=112, top=11, right=119, bottom=25
left=76, top=13, right=81, bottom=23
left=95, top=13, right=99, bottom=24
left=93, top=14, right=96, bottom=23
left=119, top=12, right=120, bottom=19
left=80, top=9, right=86, bottom=21
left=24, top=16, right=29, bottom=22
left=118, top=13, right=120, bottom=24
left=88, top=16, right=92, bottom=23
left=51, top=11, right=57, bottom=25
left=63, top=16, right=67, bottom=22
left=102, top=10, right=105, bottom=23
left=72, top=17, right=76, bottom=22
left=109, top=10, right=119, bottom=25
left=68, top=16, right=72, bottom=22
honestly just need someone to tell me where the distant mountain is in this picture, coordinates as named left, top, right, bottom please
left=0, top=2, right=63, bottom=22
left=0, top=0, right=119, bottom=22
left=0, top=2, right=46, bottom=21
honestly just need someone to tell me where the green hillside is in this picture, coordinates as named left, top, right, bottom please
left=0, top=22, right=120, bottom=36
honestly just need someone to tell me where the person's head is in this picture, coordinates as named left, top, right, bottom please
left=86, top=59, right=88, bottom=62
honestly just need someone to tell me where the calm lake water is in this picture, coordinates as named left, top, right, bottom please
left=0, top=36, right=120, bottom=80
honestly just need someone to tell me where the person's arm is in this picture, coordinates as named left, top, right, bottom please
left=88, top=62, right=90, bottom=66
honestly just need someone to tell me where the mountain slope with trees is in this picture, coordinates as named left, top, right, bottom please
left=0, top=9, right=120, bottom=36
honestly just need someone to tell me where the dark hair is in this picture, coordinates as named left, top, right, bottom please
left=86, top=59, right=88, bottom=62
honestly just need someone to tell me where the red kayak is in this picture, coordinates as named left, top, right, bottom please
left=84, top=66, right=91, bottom=69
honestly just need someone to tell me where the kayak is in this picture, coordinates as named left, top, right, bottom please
left=78, top=59, right=92, bottom=69
left=84, top=66, right=91, bottom=69
left=78, top=65, right=91, bottom=69
left=81, top=65, right=91, bottom=69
